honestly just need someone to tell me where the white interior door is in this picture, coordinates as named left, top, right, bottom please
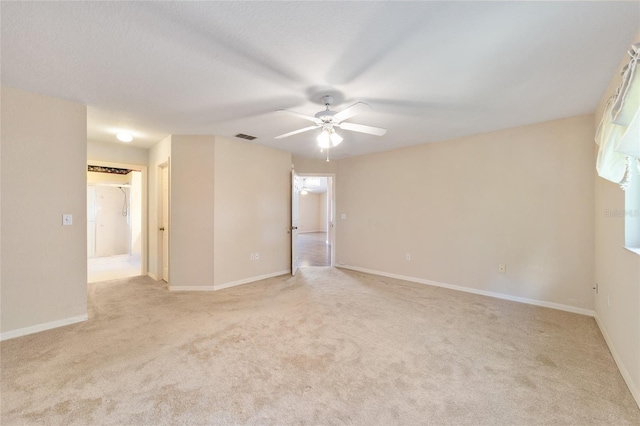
left=291, top=170, right=299, bottom=275
left=87, top=185, right=96, bottom=258
left=327, top=177, right=333, bottom=249
left=162, top=166, right=169, bottom=281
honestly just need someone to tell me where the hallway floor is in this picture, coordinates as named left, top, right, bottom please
left=87, top=253, right=141, bottom=283
left=297, top=232, right=331, bottom=267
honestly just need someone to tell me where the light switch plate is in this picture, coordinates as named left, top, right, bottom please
left=62, top=214, right=73, bottom=226
left=341, top=213, right=347, bottom=219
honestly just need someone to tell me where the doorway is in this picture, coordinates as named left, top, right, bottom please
left=292, top=174, right=335, bottom=272
left=87, top=163, right=146, bottom=283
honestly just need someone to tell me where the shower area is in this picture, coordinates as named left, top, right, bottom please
left=87, top=165, right=142, bottom=283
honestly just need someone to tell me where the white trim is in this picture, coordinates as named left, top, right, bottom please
left=168, top=270, right=291, bottom=292
left=624, top=246, right=640, bottom=256
left=337, top=265, right=594, bottom=317
left=0, top=314, right=88, bottom=342
left=215, top=270, right=290, bottom=290
left=148, top=272, right=158, bottom=280
left=595, top=314, right=640, bottom=409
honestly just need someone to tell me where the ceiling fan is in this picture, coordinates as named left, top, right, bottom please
left=274, top=95, right=387, bottom=148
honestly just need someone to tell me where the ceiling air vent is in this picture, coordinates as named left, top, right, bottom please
left=235, top=133, right=257, bottom=141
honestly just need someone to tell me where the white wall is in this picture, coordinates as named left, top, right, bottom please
left=93, top=185, right=130, bottom=257
left=336, top=115, right=595, bottom=312
left=169, top=136, right=215, bottom=289
left=593, top=29, right=640, bottom=407
left=1, top=87, right=87, bottom=336
left=87, top=171, right=132, bottom=258
left=213, top=137, right=291, bottom=286
left=86, top=171, right=142, bottom=258
left=148, top=136, right=171, bottom=279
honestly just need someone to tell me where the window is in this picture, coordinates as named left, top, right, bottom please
left=625, top=163, right=640, bottom=250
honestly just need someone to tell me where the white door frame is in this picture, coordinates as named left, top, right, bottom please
left=87, top=160, right=148, bottom=276
left=291, top=169, right=299, bottom=276
left=295, top=173, right=336, bottom=267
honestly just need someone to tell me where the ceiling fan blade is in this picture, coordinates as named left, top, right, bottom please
left=333, top=102, right=372, bottom=123
left=337, top=122, right=387, bottom=136
left=274, top=125, right=321, bottom=139
left=277, top=109, right=321, bottom=124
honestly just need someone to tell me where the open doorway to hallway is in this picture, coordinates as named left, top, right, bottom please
left=87, top=164, right=144, bottom=283
left=294, top=175, right=334, bottom=268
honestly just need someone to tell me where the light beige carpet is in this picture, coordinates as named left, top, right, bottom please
left=1, top=267, right=638, bottom=425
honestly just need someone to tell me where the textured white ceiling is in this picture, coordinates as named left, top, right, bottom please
left=2, top=2, right=638, bottom=159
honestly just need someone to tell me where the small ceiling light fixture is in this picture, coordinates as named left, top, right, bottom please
left=116, top=132, right=133, bottom=143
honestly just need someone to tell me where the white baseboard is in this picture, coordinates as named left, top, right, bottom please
left=594, top=314, right=640, bottom=409
left=0, top=314, right=88, bottom=342
left=169, top=285, right=216, bottom=291
left=148, top=272, right=158, bottom=280
left=337, top=265, right=594, bottom=317
left=168, top=270, right=291, bottom=292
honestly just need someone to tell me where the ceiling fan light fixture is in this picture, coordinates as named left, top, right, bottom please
left=318, top=128, right=343, bottom=148
left=317, top=130, right=331, bottom=147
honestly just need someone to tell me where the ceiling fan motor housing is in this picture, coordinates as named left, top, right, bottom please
left=315, top=110, right=336, bottom=122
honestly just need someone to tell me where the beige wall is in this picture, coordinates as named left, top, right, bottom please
left=87, top=140, right=148, bottom=166
left=169, top=136, right=215, bottom=288
left=319, top=190, right=328, bottom=233
left=593, top=29, right=640, bottom=406
left=298, top=192, right=323, bottom=233
left=1, top=87, right=87, bottom=335
left=148, top=136, right=171, bottom=279
left=214, top=137, right=291, bottom=286
left=292, top=155, right=338, bottom=174
left=87, top=171, right=130, bottom=184
left=336, top=115, right=595, bottom=311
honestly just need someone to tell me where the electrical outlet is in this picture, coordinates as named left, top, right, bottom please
left=255, top=253, right=259, bottom=260
left=498, top=264, right=506, bottom=274
left=250, top=253, right=255, bottom=261
left=405, top=253, right=411, bottom=261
